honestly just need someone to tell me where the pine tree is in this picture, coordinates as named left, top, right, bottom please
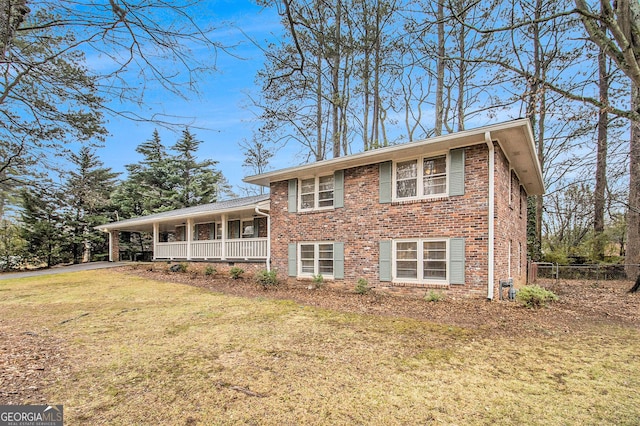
left=63, top=147, right=119, bottom=263
left=168, top=128, right=232, bottom=208
left=20, top=185, right=65, bottom=268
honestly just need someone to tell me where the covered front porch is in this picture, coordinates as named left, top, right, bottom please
left=97, top=195, right=271, bottom=264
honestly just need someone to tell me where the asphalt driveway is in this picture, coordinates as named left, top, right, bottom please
left=0, top=262, right=129, bottom=280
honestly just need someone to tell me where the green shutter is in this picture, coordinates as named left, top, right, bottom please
left=449, top=148, right=465, bottom=196
left=379, top=240, right=392, bottom=282
left=334, top=170, right=344, bottom=208
left=288, top=179, right=298, bottom=213
left=288, top=243, right=297, bottom=277
left=449, top=238, right=465, bottom=284
left=379, top=161, right=392, bottom=203
left=333, top=242, right=344, bottom=279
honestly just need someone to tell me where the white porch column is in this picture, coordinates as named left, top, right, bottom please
left=153, top=223, right=159, bottom=261
left=221, top=214, right=227, bottom=260
left=186, top=218, right=193, bottom=260
left=108, top=231, right=113, bottom=262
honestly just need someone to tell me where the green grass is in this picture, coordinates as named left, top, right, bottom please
left=1, top=270, right=639, bottom=425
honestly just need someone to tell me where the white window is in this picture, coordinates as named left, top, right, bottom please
left=394, top=155, right=447, bottom=200
left=299, top=242, right=334, bottom=277
left=299, top=175, right=334, bottom=211
left=242, top=220, right=255, bottom=238
left=393, top=239, right=448, bottom=283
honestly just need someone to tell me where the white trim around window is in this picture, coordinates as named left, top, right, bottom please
left=392, top=238, right=449, bottom=284
left=298, top=242, right=334, bottom=278
left=393, top=154, right=449, bottom=201
left=299, top=175, right=335, bottom=211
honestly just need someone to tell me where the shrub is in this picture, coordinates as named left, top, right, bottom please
left=204, top=266, right=216, bottom=276
left=425, top=290, right=444, bottom=302
left=169, top=263, right=188, bottom=273
left=311, top=274, right=324, bottom=288
left=229, top=266, right=245, bottom=280
left=256, top=269, right=278, bottom=289
left=516, top=285, right=559, bottom=308
left=355, top=278, right=371, bottom=294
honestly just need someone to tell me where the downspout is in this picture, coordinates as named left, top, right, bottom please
left=485, top=131, right=495, bottom=300
left=254, top=206, right=271, bottom=271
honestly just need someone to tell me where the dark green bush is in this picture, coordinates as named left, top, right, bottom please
left=256, top=269, right=278, bottom=289
left=204, top=266, right=216, bottom=276
left=229, top=266, right=245, bottom=280
left=355, top=278, right=371, bottom=294
left=169, top=263, right=188, bottom=273
left=516, top=285, right=559, bottom=308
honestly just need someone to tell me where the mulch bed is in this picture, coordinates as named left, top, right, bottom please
left=124, top=267, right=640, bottom=335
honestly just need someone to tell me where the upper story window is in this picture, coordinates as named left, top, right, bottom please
left=300, top=175, right=334, bottom=211
left=394, top=155, right=447, bottom=200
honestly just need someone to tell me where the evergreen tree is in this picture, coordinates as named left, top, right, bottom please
left=168, top=129, right=232, bottom=208
left=20, top=185, right=65, bottom=268
left=113, top=130, right=174, bottom=217
left=63, top=147, right=119, bottom=263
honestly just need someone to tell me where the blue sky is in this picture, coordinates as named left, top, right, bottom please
left=93, top=1, right=284, bottom=194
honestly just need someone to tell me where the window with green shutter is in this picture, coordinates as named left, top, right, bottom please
left=386, top=238, right=460, bottom=285
left=295, top=242, right=342, bottom=279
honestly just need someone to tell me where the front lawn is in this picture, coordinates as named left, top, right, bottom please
left=0, top=270, right=638, bottom=425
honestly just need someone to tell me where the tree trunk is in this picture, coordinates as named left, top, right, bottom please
left=593, top=42, right=608, bottom=262
left=529, top=0, right=544, bottom=261
left=435, top=0, right=445, bottom=136
left=457, top=7, right=466, bottom=132
left=331, top=0, right=341, bottom=158
left=316, top=52, right=324, bottom=161
left=626, top=83, right=640, bottom=278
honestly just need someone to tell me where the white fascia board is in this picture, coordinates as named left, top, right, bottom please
left=244, top=119, right=543, bottom=194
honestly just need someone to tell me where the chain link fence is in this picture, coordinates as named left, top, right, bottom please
left=528, top=262, right=639, bottom=284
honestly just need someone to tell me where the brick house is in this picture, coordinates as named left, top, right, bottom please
left=99, top=119, right=543, bottom=299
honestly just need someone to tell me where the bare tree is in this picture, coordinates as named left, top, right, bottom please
left=1, top=0, right=226, bottom=185
left=574, top=0, right=640, bottom=277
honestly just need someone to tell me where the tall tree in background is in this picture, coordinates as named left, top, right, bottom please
left=20, top=184, right=65, bottom=268
left=63, top=147, right=118, bottom=263
left=169, top=129, right=232, bottom=208
left=593, top=27, right=611, bottom=261
left=574, top=0, right=640, bottom=277
left=240, top=137, right=274, bottom=195
left=112, top=130, right=174, bottom=217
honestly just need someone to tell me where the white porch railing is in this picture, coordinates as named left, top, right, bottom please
left=225, top=238, right=268, bottom=259
left=156, top=242, right=188, bottom=259
left=191, top=240, right=222, bottom=258
left=155, top=238, right=267, bottom=260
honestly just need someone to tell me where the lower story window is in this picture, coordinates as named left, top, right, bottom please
left=299, top=242, right=334, bottom=277
left=394, top=239, right=447, bottom=283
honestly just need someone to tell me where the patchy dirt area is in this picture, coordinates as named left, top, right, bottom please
left=123, top=266, right=640, bottom=335
left=1, top=266, right=638, bottom=407
left=0, top=328, right=68, bottom=405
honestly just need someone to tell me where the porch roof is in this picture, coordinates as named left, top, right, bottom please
left=244, top=119, right=544, bottom=196
left=97, top=194, right=270, bottom=233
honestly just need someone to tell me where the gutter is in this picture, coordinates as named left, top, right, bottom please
left=254, top=204, right=271, bottom=271
left=485, top=131, right=495, bottom=300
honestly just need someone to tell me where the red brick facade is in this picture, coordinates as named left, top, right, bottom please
left=269, top=142, right=528, bottom=298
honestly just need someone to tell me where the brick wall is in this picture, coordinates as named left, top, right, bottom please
left=493, top=144, right=528, bottom=291
left=110, top=230, right=120, bottom=262
left=270, top=144, right=524, bottom=298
